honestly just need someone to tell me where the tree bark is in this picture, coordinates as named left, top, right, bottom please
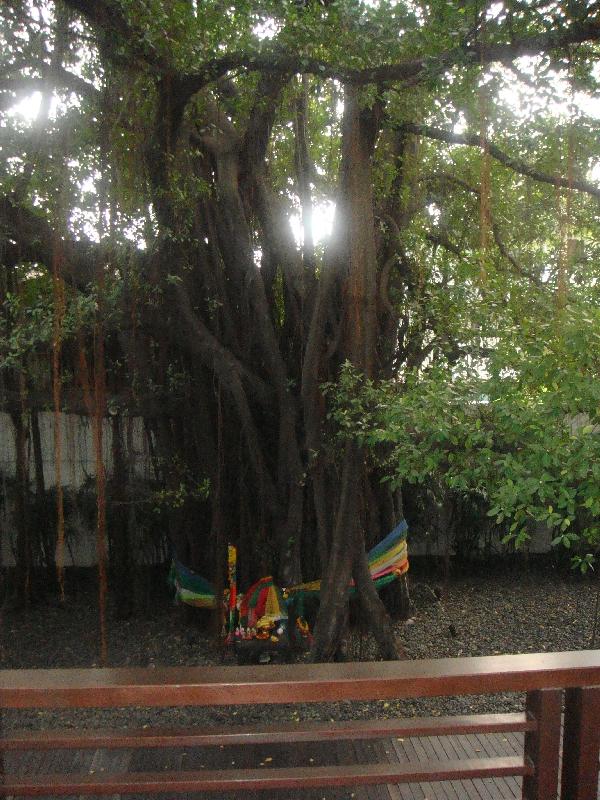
left=11, top=409, right=32, bottom=606
left=312, top=86, right=399, bottom=660
left=30, top=409, right=56, bottom=580
left=110, top=414, right=133, bottom=619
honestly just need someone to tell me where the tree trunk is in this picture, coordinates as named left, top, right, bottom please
left=11, top=410, right=32, bottom=606
left=30, top=409, right=56, bottom=580
left=311, top=441, right=360, bottom=661
left=311, top=85, right=400, bottom=660
left=110, top=414, right=133, bottom=619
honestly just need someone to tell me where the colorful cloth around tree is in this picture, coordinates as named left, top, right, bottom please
left=285, top=518, right=409, bottom=599
left=169, top=519, right=409, bottom=608
left=168, top=560, right=217, bottom=609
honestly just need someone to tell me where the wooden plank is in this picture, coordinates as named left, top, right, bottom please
left=87, top=749, right=132, bottom=800
left=502, top=730, right=525, bottom=796
left=0, top=758, right=532, bottom=795
left=522, top=689, right=562, bottom=800
left=69, top=748, right=99, bottom=800
left=337, top=739, right=376, bottom=800
left=411, top=737, right=448, bottom=800
left=463, top=736, right=499, bottom=800
left=453, top=733, right=495, bottom=800
left=0, top=714, right=534, bottom=751
left=350, top=739, right=388, bottom=800
left=424, top=737, right=461, bottom=800
left=473, top=732, right=520, bottom=797
left=368, top=738, right=402, bottom=800
left=390, top=729, right=435, bottom=800
left=433, top=734, right=486, bottom=800
left=387, top=735, right=422, bottom=800
left=2, top=651, right=600, bottom=709
left=561, top=686, right=600, bottom=800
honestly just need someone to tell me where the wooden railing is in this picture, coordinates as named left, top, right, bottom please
left=1, top=650, right=599, bottom=798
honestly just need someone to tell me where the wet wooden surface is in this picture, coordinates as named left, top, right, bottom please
left=3, top=653, right=599, bottom=797
left=4, top=728, right=598, bottom=799
left=3, top=651, right=600, bottom=708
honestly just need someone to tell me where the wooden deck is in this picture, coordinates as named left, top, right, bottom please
left=4, top=728, right=599, bottom=799
left=3, top=657, right=600, bottom=798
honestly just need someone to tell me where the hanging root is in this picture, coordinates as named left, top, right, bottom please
left=478, top=78, right=491, bottom=284
left=52, top=236, right=66, bottom=602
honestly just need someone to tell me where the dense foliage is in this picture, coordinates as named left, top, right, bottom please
left=329, top=299, right=600, bottom=571
left=1, top=0, right=599, bottom=658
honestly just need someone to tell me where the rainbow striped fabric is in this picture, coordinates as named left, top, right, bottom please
left=286, top=519, right=409, bottom=598
left=169, top=560, right=217, bottom=609
left=170, top=519, right=409, bottom=607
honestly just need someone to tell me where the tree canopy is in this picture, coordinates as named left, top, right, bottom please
left=1, top=0, right=599, bottom=660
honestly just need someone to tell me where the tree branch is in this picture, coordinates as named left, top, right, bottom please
left=490, top=221, right=543, bottom=288
left=173, top=284, right=272, bottom=410
left=60, top=0, right=170, bottom=71
left=426, top=230, right=463, bottom=257
left=0, top=70, right=100, bottom=104
left=240, top=73, right=288, bottom=177
left=0, top=194, right=100, bottom=287
left=174, top=284, right=280, bottom=513
left=423, top=173, right=544, bottom=287
left=174, top=18, right=600, bottom=99
left=402, top=123, right=600, bottom=199
left=59, top=1, right=600, bottom=112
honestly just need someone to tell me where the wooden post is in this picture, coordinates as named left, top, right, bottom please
left=522, top=689, right=562, bottom=800
left=561, top=686, right=600, bottom=800
left=0, top=708, right=4, bottom=778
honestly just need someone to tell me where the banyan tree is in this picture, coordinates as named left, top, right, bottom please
left=1, top=0, right=599, bottom=660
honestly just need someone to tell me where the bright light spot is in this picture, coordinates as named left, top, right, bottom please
left=123, top=224, right=147, bottom=250
left=589, top=161, right=600, bottom=183
left=290, top=201, right=336, bottom=247
left=486, top=2, right=504, bottom=20
left=8, top=91, right=42, bottom=122
left=453, top=111, right=467, bottom=134
left=79, top=176, right=97, bottom=195
left=24, top=265, right=45, bottom=279
left=253, top=18, right=279, bottom=40
left=30, top=1, right=53, bottom=25
left=69, top=208, right=100, bottom=242
left=427, top=203, right=441, bottom=223
left=6, top=90, right=75, bottom=124
left=497, top=59, right=600, bottom=122
left=577, top=91, right=600, bottom=120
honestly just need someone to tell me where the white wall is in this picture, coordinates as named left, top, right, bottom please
left=0, top=411, right=150, bottom=487
left=407, top=523, right=553, bottom=556
left=0, top=411, right=153, bottom=567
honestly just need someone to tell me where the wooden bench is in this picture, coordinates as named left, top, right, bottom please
left=1, top=650, right=600, bottom=798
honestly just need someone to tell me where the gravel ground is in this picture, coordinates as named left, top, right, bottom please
left=1, top=565, right=598, bottom=731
